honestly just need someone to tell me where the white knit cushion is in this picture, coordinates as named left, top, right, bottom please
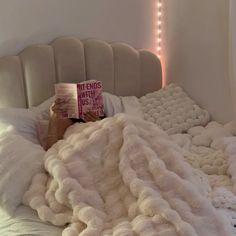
left=139, top=84, right=210, bottom=134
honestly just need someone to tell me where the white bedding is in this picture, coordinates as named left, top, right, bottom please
left=0, top=130, right=44, bottom=215
left=0, top=205, right=62, bottom=236
left=170, top=123, right=236, bottom=235
left=1, top=89, right=236, bottom=235
left=140, top=84, right=210, bottom=134
left=23, top=114, right=232, bottom=236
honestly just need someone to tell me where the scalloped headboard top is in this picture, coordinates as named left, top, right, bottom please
left=0, top=37, right=162, bottom=108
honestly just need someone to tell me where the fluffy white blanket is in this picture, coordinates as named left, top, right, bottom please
left=23, top=115, right=232, bottom=236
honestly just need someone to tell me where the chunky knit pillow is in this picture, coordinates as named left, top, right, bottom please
left=139, top=84, right=210, bottom=134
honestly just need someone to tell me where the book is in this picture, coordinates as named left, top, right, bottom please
left=54, top=80, right=104, bottom=119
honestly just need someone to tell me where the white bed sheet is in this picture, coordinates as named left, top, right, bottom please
left=0, top=205, right=62, bottom=236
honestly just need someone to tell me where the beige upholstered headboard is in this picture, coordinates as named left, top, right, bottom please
left=0, top=37, right=162, bottom=108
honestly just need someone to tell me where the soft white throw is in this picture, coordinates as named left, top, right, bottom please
left=23, top=115, right=232, bottom=236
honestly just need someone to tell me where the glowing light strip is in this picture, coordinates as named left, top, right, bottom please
left=155, top=0, right=162, bottom=59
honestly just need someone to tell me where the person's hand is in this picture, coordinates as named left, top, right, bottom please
left=46, top=98, right=73, bottom=150
left=49, top=98, right=73, bottom=133
left=50, top=98, right=69, bottom=118
left=84, top=111, right=100, bottom=122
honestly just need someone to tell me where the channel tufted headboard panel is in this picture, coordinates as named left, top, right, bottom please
left=0, top=37, right=162, bottom=108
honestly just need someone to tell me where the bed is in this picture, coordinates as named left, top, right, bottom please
left=0, top=37, right=162, bottom=108
left=0, top=36, right=236, bottom=236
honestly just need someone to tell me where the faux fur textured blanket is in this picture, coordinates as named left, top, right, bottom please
left=23, top=114, right=232, bottom=236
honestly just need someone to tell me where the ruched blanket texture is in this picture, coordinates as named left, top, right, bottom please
left=23, top=114, right=232, bottom=236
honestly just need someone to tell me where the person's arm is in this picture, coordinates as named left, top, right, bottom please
left=45, top=99, right=73, bottom=150
left=45, top=113, right=73, bottom=150
left=45, top=99, right=101, bottom=150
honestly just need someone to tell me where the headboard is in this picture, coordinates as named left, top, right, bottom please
left=0, top=37, right=162, bottom=108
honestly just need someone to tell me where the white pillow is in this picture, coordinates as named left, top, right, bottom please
left=139, top=84, right=210, bottom=134
left=0, top=131, right=44, bottom=215
left=31, top=93, right=123, bottom=118
left=0, top=108, right=39, bottom=144
left=102, top=92, right=123, bottom=117
left=29, top=96, right=55, bottom=118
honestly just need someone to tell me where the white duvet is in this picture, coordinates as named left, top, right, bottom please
left=23, top=114, right=232, bottom=236
left=0, top=128, right=44, bottom=215
left=0, top=205, right=62, bottom=236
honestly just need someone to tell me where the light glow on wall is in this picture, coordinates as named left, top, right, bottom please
left=155, top=0, right=163, bottom=59
left=154, top=0, right=166, bottom=87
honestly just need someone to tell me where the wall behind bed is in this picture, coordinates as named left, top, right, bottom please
left=1, top=0, right=233, bottom=123
left=229, top=0, right=236, bottom=118
left=162, top=0, right=234, bottom=123
left=0, top=0, right=153, bottom=57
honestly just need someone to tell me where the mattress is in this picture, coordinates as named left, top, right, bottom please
left=0, top=205, right=62, bottom=236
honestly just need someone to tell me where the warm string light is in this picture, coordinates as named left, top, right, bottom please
left=155, top=0, right=162, bottom=59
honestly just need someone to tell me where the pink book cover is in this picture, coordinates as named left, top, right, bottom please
left=55, top=80, right=104, bottom=119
